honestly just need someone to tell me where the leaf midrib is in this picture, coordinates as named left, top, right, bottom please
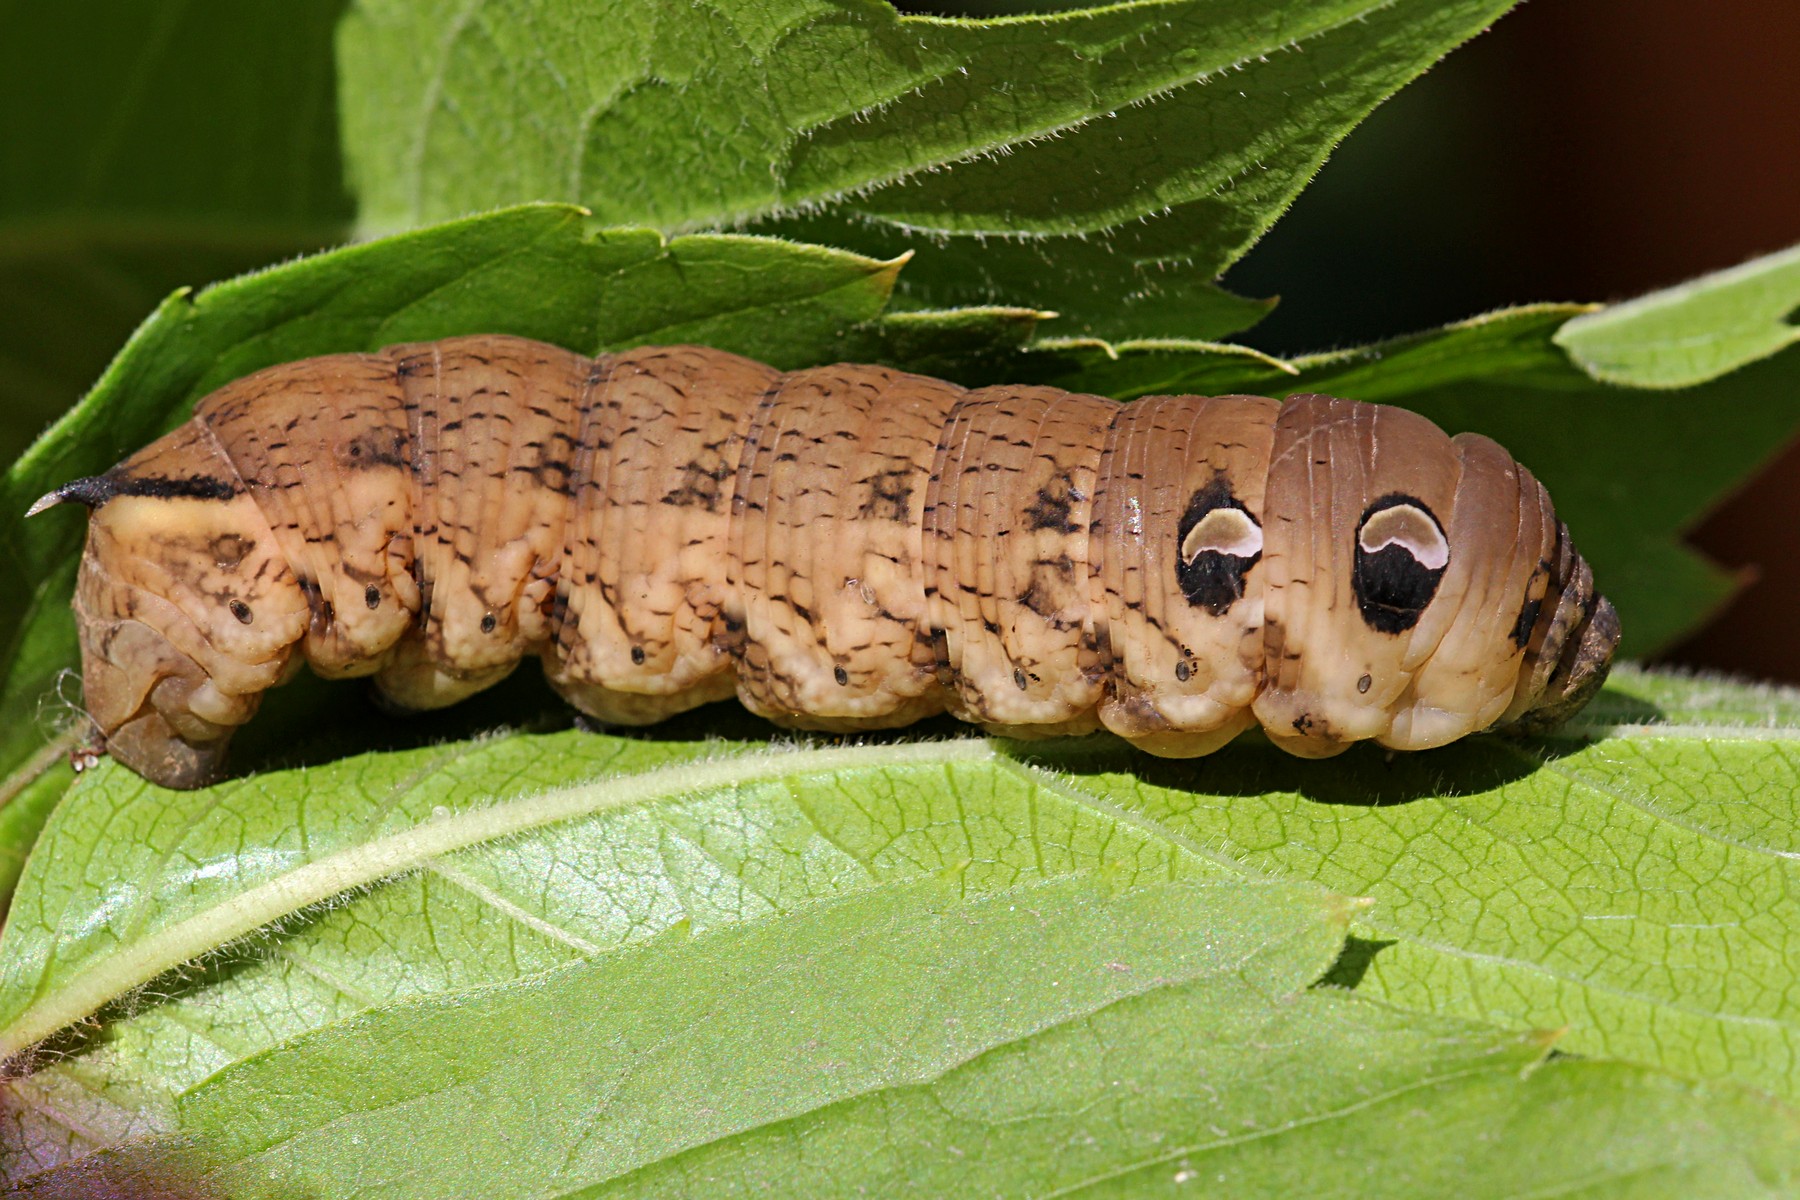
left=0, top=739, right=995, bottom=1061
left=519, top=1006, right=1546, bottom=1199
left=202, top=872, right=1337, bottom=1185
left=769, top=0, right=1399, bottom=222
left=393, top=0, right=1420, bottom=234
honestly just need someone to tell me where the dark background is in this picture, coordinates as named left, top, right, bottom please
left=1221, top=0, right=1800, bottom=681
left=11, top=0, right=1800, bottom=680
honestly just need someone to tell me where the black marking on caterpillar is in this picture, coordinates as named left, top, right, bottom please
left=1175, top=476, right=1262, bottom=616
left=27, top=471, right=237, bottom=516
left=1352, top=493, right=1450, bottom=634
left=30, top=335, right=1619, bottom=788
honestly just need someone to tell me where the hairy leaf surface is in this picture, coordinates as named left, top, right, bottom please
left=3, top=677, right=1799, bottom=1191
left=338, top=0, right=1523, bottom=338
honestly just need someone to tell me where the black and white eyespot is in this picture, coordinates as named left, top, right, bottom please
left=44, top=330, right=1618, bottom=794
left=1175, top=477, right=1263, bottom=616
left=1352, top=494, right=1449, bottom=634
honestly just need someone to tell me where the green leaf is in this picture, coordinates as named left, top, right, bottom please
left=1556, top=242, right=1800, bottom=389
left=6, top=3, right=1797, bottom=1189
left=1026, top=663, right=1800, bottom=1105
left=1019, top=295, right=1800, bottom=656
left=771, top=210, right=1281, bottom=341
left=157, top=877, right=1348, bottom=1195
left=338, top=0, right=1522, bottom=338
left=7, top=213, right=1800, bottom=1188
left=3, top=686, right=1799, bottom=1192
left=0, top=750, right=74, bottom=917
left=1022, top=303, right=1588, bottom=400
left=8, top=221, right=1797, bottom=903
left=0, top=733, right=1314, bottom=1173
left=0, top=0, right=353, bottom=467
left=0, top=206, right=1039, bottom=882
left=170, top=999, right=1800, bottom=1200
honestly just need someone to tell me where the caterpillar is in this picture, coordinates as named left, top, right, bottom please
left=31, top=335, right=1619, bottom=789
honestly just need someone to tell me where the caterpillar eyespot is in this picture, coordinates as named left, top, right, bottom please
left=31, top=335, right=1619, bottom=789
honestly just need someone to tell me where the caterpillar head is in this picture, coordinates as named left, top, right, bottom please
left=32, top=426, right=308, bottom=789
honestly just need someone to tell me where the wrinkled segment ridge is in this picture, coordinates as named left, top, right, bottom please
left=52, top=336, right=1617, bottom=787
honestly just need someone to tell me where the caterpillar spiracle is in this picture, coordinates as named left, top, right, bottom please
left=30, top=336, right=1619, bottom=789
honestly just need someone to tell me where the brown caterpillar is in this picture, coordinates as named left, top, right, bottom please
left=31, top=335, right=1619, bottom=789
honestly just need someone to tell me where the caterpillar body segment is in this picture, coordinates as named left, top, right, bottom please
left=37, top=335, right=1620, bottom=788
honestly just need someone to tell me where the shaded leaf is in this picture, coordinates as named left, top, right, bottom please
left=0, top=0, right=353, bottom=466
left=339, top=0, right=1522, bottom=338
left=0, top=206, right=1038, bottom=813
left=1019, top=287, right=1800, bottom=656
left=1556, top=242, right=1800, bottom=388
left=3, top=677, right=1799, bottom=1191
left=772, top=208, right=1282, bottom=342
left=1022, top=303, right=1588, bottom=400
left=1028, top=662, right=1800, bottom=1104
